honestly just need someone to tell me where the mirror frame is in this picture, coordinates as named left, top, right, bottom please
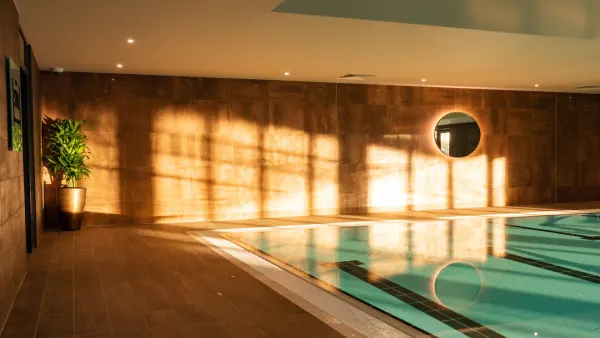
left=433, top=112, right=481, bottom=158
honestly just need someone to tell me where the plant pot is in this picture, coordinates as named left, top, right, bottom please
left=57, top=187, right=86, bottom=231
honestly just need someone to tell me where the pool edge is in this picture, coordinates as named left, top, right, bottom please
left=189, top=230, right=423, bottom=338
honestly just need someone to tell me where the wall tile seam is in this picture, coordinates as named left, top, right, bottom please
left=0, top=205, right=25, bottom=227
left=0, top=173, right=25, bottom=181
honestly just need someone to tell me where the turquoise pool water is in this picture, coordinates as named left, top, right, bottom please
left=224, top=213, right=600, bottom=337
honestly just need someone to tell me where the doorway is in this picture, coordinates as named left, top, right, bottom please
left=19, top=31, right=37, bottom=253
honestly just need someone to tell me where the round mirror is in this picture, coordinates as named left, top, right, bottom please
left=434, top=112, right=481, bottom=158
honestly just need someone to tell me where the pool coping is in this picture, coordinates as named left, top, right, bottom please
left=189, top=228, right=424, bottom=338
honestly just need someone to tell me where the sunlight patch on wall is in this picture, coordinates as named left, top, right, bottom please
left=492, top=157, right=507, bottom=207
left=77, top=104, right=121, bottom=220
left=212, top=107, right=261, bottom=220
left=413, top=156, right=448, bottom=210
left=366, top=145, right=409, bottom=212
left=452, top=155, right=487, bottom=208
left=264, top=125, right=309, bottom=217
left=311, top=135, right=339, bottom=215
left=152, top=105, right=208, bottom=222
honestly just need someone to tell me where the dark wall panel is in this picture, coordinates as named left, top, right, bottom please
left=556, top=94, right=600, bottom=202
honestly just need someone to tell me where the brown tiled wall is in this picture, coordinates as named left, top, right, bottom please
left=0, top=0, right=29, bottom=329
left=336, top=86, right=557, bottom=212
left=556, top=94, right=600, bottom=202
left=40, top=72, right=598, bottom=226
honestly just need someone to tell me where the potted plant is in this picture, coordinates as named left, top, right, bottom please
left=45, top=119, right=91, bottom=231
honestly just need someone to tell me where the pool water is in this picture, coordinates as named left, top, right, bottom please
left=224, top=214, right=600, bottom=337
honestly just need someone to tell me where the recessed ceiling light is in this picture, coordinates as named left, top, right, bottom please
left=284, top=72, right=290, bottom=76
left=116, top=63, right=123, bottom=68
left=534, top=84, right=539, bottom=87
left=421, top=78, right=427, bottom=82
left=127, top=38, right=135, bottom=44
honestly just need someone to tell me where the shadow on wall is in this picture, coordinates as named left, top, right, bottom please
left=39, top=72, right=569, bottom=227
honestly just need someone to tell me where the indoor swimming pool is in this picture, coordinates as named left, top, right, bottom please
left=221, top=213, right=600, bottom=337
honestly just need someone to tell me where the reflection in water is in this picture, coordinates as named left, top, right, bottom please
left=433, top=262, right=482, bottom=309
left=222, top=217, right=600, bottom=336
left=263, top=228, right=310, bottom=271
left=492, top=217, right=507, bottom=257
left=224, top=218, right=510, bottom=333
left=227, top=218, right=502, bottom=283
left=369, top=222, right=409, bottom=278
left=223, top=217, right=506, bottom=320
left=452, top=218, right=487, bottom=262
left=412, top=221, right=450, bottom=266
left=312, top=226, right=340, bottom=286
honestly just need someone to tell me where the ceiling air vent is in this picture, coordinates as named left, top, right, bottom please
left=574, top=85, right=600, bottom=90
left=338, top=73, right=375, bottom=81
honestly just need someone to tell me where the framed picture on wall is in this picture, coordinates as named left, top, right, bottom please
left=5, top=56, right=22, bottom=152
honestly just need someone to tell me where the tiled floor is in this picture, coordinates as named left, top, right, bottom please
left=2, top=202, right=600, bottom=338
left=0, top=226, right=344, bottom=338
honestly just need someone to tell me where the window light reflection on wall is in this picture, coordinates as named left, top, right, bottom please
left=440, top=132, right=450, bottom=154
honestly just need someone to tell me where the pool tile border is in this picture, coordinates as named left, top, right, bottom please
left=331, top=261, right=505, bottom=338
left=502, top=253, right=600, bottom=283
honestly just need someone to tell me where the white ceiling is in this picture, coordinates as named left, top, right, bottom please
left=17, top=0, right=600, bottom=92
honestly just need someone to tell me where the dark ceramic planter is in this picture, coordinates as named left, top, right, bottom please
left=57, top=187, right=86, bottom=231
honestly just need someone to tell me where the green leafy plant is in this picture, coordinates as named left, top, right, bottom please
left=12, top=124, right=22, bottom=152
left=45, top=119, right=91, bottom=187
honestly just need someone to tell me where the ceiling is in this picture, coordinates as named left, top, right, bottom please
left=16, top=0, right=600, bottom=92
